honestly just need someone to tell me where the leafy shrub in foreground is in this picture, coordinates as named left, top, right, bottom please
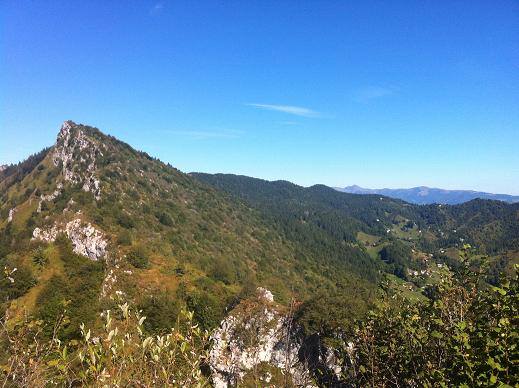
left=1, top=302, right=209, bottom=387
left=341, top=251, right=518, bottom=387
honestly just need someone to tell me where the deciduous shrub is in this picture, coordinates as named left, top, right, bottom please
left=341, top=251, right=518, bottom=387
left=1, top=302, right=209, bottom=387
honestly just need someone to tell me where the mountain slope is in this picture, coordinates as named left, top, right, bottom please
left=192, top=173, right=519, bottom=255
left=337, top=185, right=519, bottom=204
left=0, top=121, right=377, bottom=336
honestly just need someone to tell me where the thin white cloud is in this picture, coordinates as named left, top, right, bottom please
left=163, top=129, right=243, bottom=140
left=150, top=2, right=165, bottom=14
left=354, top=87, right=393, bottom=102
left=246, top=103, right=320, bottom=118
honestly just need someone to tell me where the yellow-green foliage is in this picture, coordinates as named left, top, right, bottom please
left=342, top=258, right=519, bottom=387
left=1, top=302, right=209, bottom=387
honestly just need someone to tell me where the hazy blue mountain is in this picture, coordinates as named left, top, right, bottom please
left=335, top=185, right=519, bottom=205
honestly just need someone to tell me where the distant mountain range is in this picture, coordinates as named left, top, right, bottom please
left=335, top=185, right=519, bottom=205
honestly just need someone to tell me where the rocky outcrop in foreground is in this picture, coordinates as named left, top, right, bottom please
left=209, top=288, right=316, bottom=387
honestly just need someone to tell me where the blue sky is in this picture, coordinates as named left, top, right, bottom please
left=2, top=1, right=518, bottom=194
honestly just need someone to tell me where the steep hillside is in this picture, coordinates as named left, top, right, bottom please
left=193, top=173, right=519, bottom=255
left=0, top=121, right=378, bottom=337
left=415, top=199, right=519, bottom=254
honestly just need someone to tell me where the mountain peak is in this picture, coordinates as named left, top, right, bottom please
left=53, top=121, right=103, bottom=199
left=57, top=120, right=78, bottom=141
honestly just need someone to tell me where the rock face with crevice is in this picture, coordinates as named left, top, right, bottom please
left=53, top=120, right=102, bottom=199
left=209, top=288, right=316, bottom=388
left=32, top=218, right=108, bottom=260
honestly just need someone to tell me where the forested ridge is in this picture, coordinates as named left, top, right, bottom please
left=193, top=173, right=519, bottom=254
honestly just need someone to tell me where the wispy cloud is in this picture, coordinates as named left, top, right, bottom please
left=162, top=129, right=243, bottom=140
left=246, top=103, right=321, bottom=118
left=354, top=87, right=394, bottom=102
left=150, top=2, right=165, bottom=15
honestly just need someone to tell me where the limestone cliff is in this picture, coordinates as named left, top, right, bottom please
left=53, top=120, right=103, bottom=199
left=32, top=218, right=107, bottom=261
left=209, top=288, right=316, bottom=387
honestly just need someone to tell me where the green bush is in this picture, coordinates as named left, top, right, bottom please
left=117, top=230, right=133, bottom=246
left=35, top=238, right=105, bottom=339
left=186, top=291, right=223, bottom=331
left=32, top=247, right=49, bottom=267
left=127, top=246, right=149, bottom=269
left=0, top=264, right=36, bottom=301
left=117, top=212, right=135, bottom=229
left=342, top=254, right=519, bottom=387
left=156, top=211, right=174, bottom=226
left=138, top=293, right=181, bottom=333
left=209, top=257, right=235, bottom=285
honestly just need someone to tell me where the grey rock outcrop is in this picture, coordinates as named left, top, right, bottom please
left=7, top=208, right=17, bottom=223
left=209, top=288, right=316, bottom=387
left=53, top=121, right=102, bottom=199
left=32, top=218, right=107, bottom=260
